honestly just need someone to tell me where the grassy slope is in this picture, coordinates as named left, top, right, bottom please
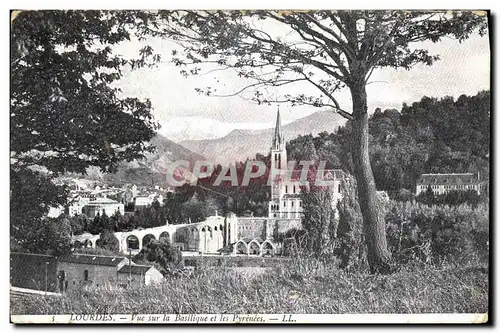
left=11, top=260, right=488, bottom=315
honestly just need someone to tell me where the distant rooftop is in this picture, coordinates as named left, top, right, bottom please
left=418, top=173, right=480, bottom=185
left=118, top=265, right=155, bottom=275
left=85, top=197, right=120, bottom=205
left=57, top=254, right=127, bottom=266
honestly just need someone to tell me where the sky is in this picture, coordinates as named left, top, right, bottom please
left=113, top=18, right=490, bottom=141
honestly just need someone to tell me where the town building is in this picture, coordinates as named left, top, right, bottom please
left=267, top=109, right=344, bottom=219
left=134, top=195, right=154, bottom=208
left=117, top=264, right=164, bottom=287
left=81, top=197, right=125, bottom=218
left=65, top=194, right=92, bottom=216
left=56, top=253, right=131, bottom=291
left=415, top=172, right=485, bottom=196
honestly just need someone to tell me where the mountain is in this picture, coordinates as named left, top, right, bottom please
left=179, top=111, right=346, bottom=165
left=159, top=116, right=277, bottom=142
left=103, top=134, right=204, bottom=186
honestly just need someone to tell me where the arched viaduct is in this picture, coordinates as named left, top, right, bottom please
left=71, top=215, right=242, bottom=255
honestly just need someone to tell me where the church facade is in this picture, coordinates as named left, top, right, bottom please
left=267, top=109, right=344, bottom=219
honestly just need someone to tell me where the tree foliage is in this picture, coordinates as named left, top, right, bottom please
left=300, top=180, right=338, bottom=257
left=135, top=238, right=183, bottom=272
left=10, top=10, right=162, bottom=253
left=287, top=90, right=490, bottom=194
left=12, top=216, right=72, bottom=256
left=11, top=10, right=160, bottom=174
left=96, top=228, right=120, bottom=253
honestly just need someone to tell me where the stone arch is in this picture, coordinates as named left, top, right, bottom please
left=159, top=231, right=170, bottom=242
left=83, top=239, right=93, bottom=248
left=248, top=240, right=261, bottom=255
left=235, top=240, right=248, bottom=255
left=73, top=240, right=82, bottom=249
left=126, top=235, right=140, bottom=250
left=261, top=240, right=275, bottom=256
left=142, top=234, right=156, bottom=247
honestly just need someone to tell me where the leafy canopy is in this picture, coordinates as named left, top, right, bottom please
left=11, top=10, right=161, bottom=175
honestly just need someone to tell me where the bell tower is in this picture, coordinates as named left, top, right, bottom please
left=270, top=108, right=287, bottom=173
left=270, top=108, right=287, bottom=203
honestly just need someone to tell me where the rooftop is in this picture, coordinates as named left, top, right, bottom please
left=418, top=173, right=480, bottom=185
left=84, top=197, right=121, bottom=205
left=57, top=254, right=127, bottom=266
left=118, top=265, right=155, bottom=275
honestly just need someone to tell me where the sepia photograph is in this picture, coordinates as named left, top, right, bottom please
left=9, top=8, right=490, bottom=324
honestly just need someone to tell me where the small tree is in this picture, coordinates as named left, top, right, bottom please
left=335, top=176, right=366, bottom=271
left=14, top=217, right=72, bottom=256
left=96, top=229, right=120, bottom=253
left=135, top=238, right=183, bottom=272
left=300, top=185, right=337, bottom=257
left=88, top=213, right=104, bottom=235
left=416, top=185, right=435, bottom=205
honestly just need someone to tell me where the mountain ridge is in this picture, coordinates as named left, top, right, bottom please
left=103, top=134, right=204, bottom=186
left=179, top=111, right=346, bottom=165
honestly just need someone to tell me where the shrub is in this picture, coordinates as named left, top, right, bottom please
left=335, top=177, right=367, bottom=271
left=96, top=229, right=120, bottom=253
left=385, top=201, right=489, bottom=266
left=134, top=238, right=183, bottom=273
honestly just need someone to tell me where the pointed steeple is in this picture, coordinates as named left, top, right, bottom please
left=272, top=107, right=283, bottom=149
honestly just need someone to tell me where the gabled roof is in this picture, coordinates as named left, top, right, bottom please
left=251, top=237, right=264, bottom=244
left=418, top=173, right=479, bottom=185
left=84, top=197, right=121, bottom=205
left=57, top=254, right=127, bottom=266
left=118, top=265, right=155, bottom=275
left=240, top=237, right=253, bottom=244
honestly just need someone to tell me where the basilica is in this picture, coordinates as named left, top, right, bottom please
left=267, top=109, right=344, bottom=219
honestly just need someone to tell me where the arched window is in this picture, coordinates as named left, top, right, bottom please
left=142, top=234, right=156, bottom=247
left=249, top=241, right=261, bottom=256
left=261, top=241, right=275, bottom=256
left=235, top=240, right=248, bottom=254
left=159, top=231, right=170, bottom=242
left=126, top=235, right=139, bottom=250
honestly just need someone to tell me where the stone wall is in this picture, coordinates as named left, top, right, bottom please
left=237, top=217, right=268, bottom=239
left=236, top=217, right=302, bottom=240
left=10, top=253, right=58, bottom=292
left=271, top=218, right=302, bottom=236
left=56, top=260, right=129, bottom=292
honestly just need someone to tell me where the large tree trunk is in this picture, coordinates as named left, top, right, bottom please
left=350, top=80, right=391, bottom=274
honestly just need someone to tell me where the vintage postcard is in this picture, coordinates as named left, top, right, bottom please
left=10, top=9, right=490, bottom=324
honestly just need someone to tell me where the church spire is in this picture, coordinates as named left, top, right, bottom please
left=272, top=107, right=283, bottom=149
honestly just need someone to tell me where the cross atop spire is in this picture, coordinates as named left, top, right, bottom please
left=272, top=107, right=284, bottom=149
